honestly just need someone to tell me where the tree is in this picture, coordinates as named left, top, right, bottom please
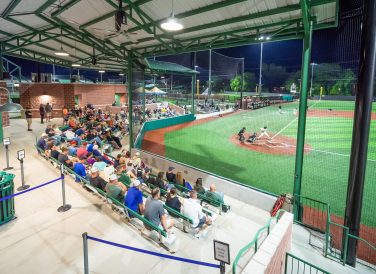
left=230, top=72, right=257, bottom=92
left=262, top=63, right=289, bottom=92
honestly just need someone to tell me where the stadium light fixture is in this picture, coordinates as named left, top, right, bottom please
left=119, top=73, right=125, bottom=76
left=99, top=70, right=105, bottom=73
left=55, top=26, right=69, bottom=56
left=161, top=0, right=183, bottom=31
left=72, top=63, right=81, bottom=67
left=266, top=36, right=271, bottom=40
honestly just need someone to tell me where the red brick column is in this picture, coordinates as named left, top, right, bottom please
left=0, top=81, right=10, bottom=127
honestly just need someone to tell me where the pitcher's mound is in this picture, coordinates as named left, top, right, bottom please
left=230, top=133, right=312, bottom=155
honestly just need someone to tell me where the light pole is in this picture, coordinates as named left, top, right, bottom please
left=257, top=36, right=269, bottom=94
left=99, top=70, right=105, bottom=83
left=310, top=62, right=317, bottom=97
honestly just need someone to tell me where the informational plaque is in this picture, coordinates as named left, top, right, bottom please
left=17, top=149, right=25, bottom=160
left=213, top=240, right=230, bottom=265
left=3, top=137, right=10, bottom=146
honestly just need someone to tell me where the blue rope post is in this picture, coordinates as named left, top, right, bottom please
left=57, top=164, right=71, bottom=212
left=82, top=232, right=89, bottom=274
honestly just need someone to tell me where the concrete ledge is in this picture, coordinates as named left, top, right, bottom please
left=242, top=212, right=293, bottom=274
left=133, top=149, right=277, bottom=211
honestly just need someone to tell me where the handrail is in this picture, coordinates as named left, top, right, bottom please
left=285, top=252, right=331, bottom=274
left=232, top=210, right=286, bottom=274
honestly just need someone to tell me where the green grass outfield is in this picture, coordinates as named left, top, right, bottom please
left=164, top=100, right=376, bottom=227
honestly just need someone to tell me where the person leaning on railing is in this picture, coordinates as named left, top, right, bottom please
left=89, top=167, right=107, bottom=192
left=193, top=178, right=205, bottom=195
left=124, top=179, right=144, bottom=217
left=105, top=174, right=127, bottom=202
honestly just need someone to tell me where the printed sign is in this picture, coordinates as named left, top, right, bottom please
left=3, top=137, right=10, bottom=146
left=17, top=149, right=25, bottom=160
left=213, top=240, right=230, bottom=265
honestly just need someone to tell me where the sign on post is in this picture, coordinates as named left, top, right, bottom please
left=213, top=240, right=230, bottom=274
left=3, top=137, right=10, bottom=146
left=17, top=149, right=25, bottom=160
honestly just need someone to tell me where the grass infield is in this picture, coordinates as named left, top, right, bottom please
left=163, top=100, right=376, bottom=227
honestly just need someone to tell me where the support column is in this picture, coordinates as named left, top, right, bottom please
left=127, top=52, right=134, bottom=149
left=344, top=0, right=376, bottom=266
left=0, top=45, right=4, bottom=80
left=142, top=68, right=146, bottom=122
left=240, top=58, right=244, bottom=108
left=208, top=49, right=212, bottom=95
left=293, top=20, right=313, bottom=221
left=191, top=73, right=196, bottom=114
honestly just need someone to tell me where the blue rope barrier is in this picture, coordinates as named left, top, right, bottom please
left=0, top=177, right=62, bottom=202
left=87, top=235, right=220, bottom=269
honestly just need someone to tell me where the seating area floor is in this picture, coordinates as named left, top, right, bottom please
left=0, top=118, right=270, bottom=274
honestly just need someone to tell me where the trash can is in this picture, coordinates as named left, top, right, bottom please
left=0, top=171, right=15, bottom=225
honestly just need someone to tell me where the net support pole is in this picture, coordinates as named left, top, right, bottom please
left=258, top=43, right=263, bottom=94
left=128, top=52, right=134, bottom=149
left=192, top=73, right=196, bottom=114
left=208, top=49, right=212, bottom=95
left=293, top=13, right=313, bottom=222
left=142, top=68, right=146, bottom=122
left=344, top=0, right=376, bottom=266
left=240, top=58, right=244, bottom=109
left=0, top=45, right=4, bottom=80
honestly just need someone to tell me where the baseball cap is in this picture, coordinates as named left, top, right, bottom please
left=168, top=166, right=175, bottom=172
left=90, top=167, right=98, bottom=173
left=135, top=152, right=140, bottom=157
left=109, top=174, right=118, bottom=181
left=133, top=179, right=141, bottom=187
left=41, top=133, right=48, bottom=138
left=93, top=145, right=99, bottom=150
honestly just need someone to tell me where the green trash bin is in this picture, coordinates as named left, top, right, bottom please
left=0, top=171, right=15, bottom=225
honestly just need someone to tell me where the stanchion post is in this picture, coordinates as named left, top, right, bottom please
left=220, top=261, right=225, bottom=274
left=16, top=149, right=30, bottom=191
left=57, top=164, right=71, bottom=212
left=3, top=137, right=13, bottom=170
left=82, top=232, right=89, bottom=274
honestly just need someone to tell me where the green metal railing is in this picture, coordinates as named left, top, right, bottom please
left=284, top=252, right=331, bottom=274
left=232, top=210, right=285, bottom=274
left=294, top=195, right=330, bottom=234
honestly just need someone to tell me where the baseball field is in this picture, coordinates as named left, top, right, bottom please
left=143, top=100, right=376, bottom=228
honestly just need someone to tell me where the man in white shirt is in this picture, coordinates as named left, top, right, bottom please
left=183, top=190, right=212, bottom=231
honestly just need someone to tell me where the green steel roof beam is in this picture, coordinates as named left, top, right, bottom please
left=5, top=17, right=93, bottom=58
left=50, top=0, right=81, bottom=18
left=128, top=0, right=249, bottom=33
left=35, top=0, right=59, bottom=14
left=1, top=0, right=22, bottom=18
left=2, top=26, right=57, bottom=43
left=5, top=48, right=72, bottom=66
left=79, top=0, right=152, bottom=30
left=120, top=0, right=176, bottom=53
left=310, top=0, right=336, bottom=7
left=130, top=19, right=301, bottom=50
left=124, top=4, right=301, bottom=46
left=37, top=14, right=127, bottom=60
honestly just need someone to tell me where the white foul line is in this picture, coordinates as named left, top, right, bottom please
left=271, top=100, right=321, bottom=140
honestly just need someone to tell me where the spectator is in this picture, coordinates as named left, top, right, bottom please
left=49, top=145, right=60, bottom=160
left=175, top=171, right=185, bottom=187
left=106, top=174, right=127, bottom=201
left=182, top=190, right=212, bottom=236
left=92, top=157, right=107, bottom=171
left=45, top=102, right=53, bottom=122
left=156, top=171, right=167, bottom=189
left=125, top=162, right=137, bottom=179
left=193, top=178, right=206, bottom=194
left=76, top=145, right=89, bottom=159
left=206, top=184, right=224, bottom=204
left=89, top=167, right=107, bottom=191
left=74, top=157, right=87, bottom=182
left=144, top=188, right=174, bottom=233
left=39, top=103, right=45, bottom=124
left=165, top=188, right=182, bottom=214
left=166, top=166, right=176, bottom=184
left=25, top=106, right=32, bottom=131
left=124, top=179, right=144, bottom=216
left=132, top=152, right=142, bottom=169
left=114, top=154, right=122, bottom=168
left=142, top=167, right=153, bottom=185
left=37, top=133, right=48, bottom=152
left=58, top=147, right=74, bottom=168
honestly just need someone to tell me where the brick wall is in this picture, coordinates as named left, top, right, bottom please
left=0, top=81, right=10, bottom=127
left=73, top=83, right=127, bottom=106
left=19, top=83, right=127, bottom=117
